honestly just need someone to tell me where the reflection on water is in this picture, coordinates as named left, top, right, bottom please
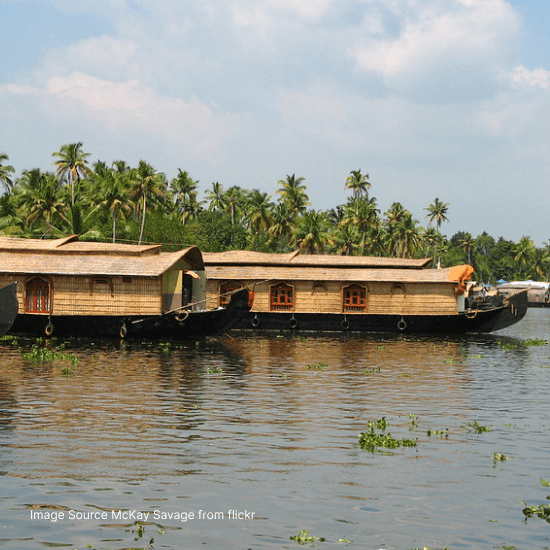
left=1, top=310, right=550, bottom=549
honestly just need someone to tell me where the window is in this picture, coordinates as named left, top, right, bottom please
left=219, top=281, right=242, bottom=307
left=270, top=283, right=295, bottom=311
left=343, top=284, right=367, bottom=312
left=90, top=277, right=114, bottom=297
left=26, top=278, right=52, bottom=313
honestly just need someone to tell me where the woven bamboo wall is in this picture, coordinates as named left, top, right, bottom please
left=206, top=279, right=458, bottom=316
left=0, top=274, right=163, bottom=316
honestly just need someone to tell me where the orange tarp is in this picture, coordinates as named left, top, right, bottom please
left=447, top=264, right=475, bottom=294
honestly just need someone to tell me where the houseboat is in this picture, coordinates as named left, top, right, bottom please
left=497, top=281, right=550, bottom=308
left=0, top=282, right=19, bottom=336
left=203, top=250, right=528, bottom=334
left=0, top=236, right=252, bottom=338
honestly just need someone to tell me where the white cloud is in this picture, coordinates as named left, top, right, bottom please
left=349, top=0, right=520, bottom=99
left=508, top=65, right=550, bottom=90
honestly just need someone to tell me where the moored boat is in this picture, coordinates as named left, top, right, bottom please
left=497, top=281, right=550, bottom=308
left=0, top=282, right=19, bottom=337
left=203, top=250, right=528, bottom=334
left=0, top=236, right=252, bottom=339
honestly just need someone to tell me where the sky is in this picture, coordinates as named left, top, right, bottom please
left=1, top=0, right=549, bottom=245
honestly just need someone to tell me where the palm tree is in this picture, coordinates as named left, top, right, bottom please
left=386, top=209, right=422, bottom=258
left=345, top=169, right=371, bottom=200
left=245, top=189, right=274, bottom=234
left=425, top=198, right=450, bottom=231
left=0, top=153, right=15, bottom=192
left=423, top=226, right=444, bottom=267
left=205, top=182, right=227, bottom=212
left=223, top=186, right=247, bottom=226
left=19, top=170, right=69, bottom=236
left=52, top=142, right=92, bottom=206
left=95, top=168, right=134, bottom=242
left=331, top=225, right=360, bottom=256
left=514, top=236, right=536, bottom=279
left=131, top=160, right=167, bottom=244
left=293, top=210, right=332, bottom=254
left=276, top=174, right=310, bottom=218
left=340, top=197, right=379, bottom=255
left=268, top=202, right=295, bottom=250
left=171, top=169, right=202, bottom=225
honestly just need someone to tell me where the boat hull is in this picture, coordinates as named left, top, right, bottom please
left=0, top=282, right=19, bottom=337
left=238, top=289, right=528, bottom=334
left=9, top=288, right=252, bottom=339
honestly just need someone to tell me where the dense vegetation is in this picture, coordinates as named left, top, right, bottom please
left=0, top=144, right=548, bottom=283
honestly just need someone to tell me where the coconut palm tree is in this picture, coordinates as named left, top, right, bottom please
left=0, top=153, right=15, bottom=192
left=131, top=160, right=168, bottom=244
left=293, top=210, right=333, bottom=254
left=425, top=198, right=450, bottom=231
left=331, top=224, right=360, bottom=256
left=52, top=142, right=92, bottom=206
left=514, top=236, right=537, bottom=279
left=340, top=197, right=379, bottom=255
left=345, top=169, right=371, bottom=200
left=276, top=174, right=310, bottom=219
left=205, top=181, right=227, bottom=212
left=268, top=202, right=295, bottom=250
left=19, top=170, right=68, bottom=236
left=95, top=168, right=134, bottom=242
left=171, top=169, right=203, bottom=225
left=245, top=189, right=274, bottom=233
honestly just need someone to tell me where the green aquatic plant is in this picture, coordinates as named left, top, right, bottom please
left=427, top=428, right=449, bottom=438
left=205, top=366, right=223, bottom=374
left=498, top=338, right=547, bottom=350
left=522, top=478, right=550, bottom=523
left=464, top=421, right=491, bottom=434
left=361, top=367, right=381, bottom=374
left=290, top=530, right=325, bottom=546
left=306, top=361, right=327, bottom=370
left=22, top=344, right=79, bottom=367
left=358, top=417, right=417, bottom=452
left=492, top=452, right=508, bottom=462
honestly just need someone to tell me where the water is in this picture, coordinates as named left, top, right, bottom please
left=1, top=310, right=550, bottom=550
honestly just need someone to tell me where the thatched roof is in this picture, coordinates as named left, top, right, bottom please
left=0, top=236, right=204, bottom=277
left=203, top=250, right=431, bottom=269
left=206, top=264, right=468, bottom=284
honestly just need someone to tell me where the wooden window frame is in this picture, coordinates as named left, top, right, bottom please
left=343, top=284, right=367, bottom=313
left=270, top=282, right=295, bottom=311
left=25, top=277, right=52, bottom=314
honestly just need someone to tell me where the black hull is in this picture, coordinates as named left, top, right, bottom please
left=0, top=282, right=19, bottom=337
left=238, top=289, right=529, bottom=335
left=9, top=289, right=252, bottom=339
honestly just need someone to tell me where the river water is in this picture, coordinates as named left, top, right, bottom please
left=1, top=310, right=549, bottom=550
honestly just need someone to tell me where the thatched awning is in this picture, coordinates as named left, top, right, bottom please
left=0, top=236, right=204, bottom=277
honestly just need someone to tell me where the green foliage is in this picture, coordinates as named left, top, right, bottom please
left=463, top=421, right=491, bottom=434
left=306, top=361, right=327, bottom=369
left=522, top=478, right=550, bottom=523
left=358, top=417, right=417, bottom=452
left=3, top=146, right=549, bottom=280
left=290, top=530, right=326, bottom=546
left=22, top=344, right=79, bottom=367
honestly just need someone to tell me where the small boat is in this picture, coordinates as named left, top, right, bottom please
left=0, top=282, right=19, bottom=337
left=203, top=250, right=528, bottom=334
left=0, top=236, right=253, bottom=339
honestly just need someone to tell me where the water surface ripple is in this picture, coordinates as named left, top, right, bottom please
left=1, top=310, right=549, bottom=549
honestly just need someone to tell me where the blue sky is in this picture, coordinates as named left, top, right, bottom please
left=1, top=0, right=549, bottom=245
